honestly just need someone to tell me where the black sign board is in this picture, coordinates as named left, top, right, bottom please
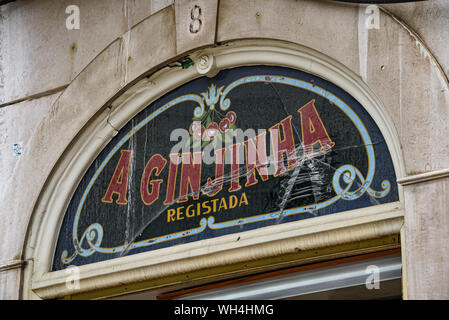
left=53, top=66, right=398, bottom=270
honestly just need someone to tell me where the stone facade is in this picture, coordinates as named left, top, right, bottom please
left=0, top=0, right=448, bottom=299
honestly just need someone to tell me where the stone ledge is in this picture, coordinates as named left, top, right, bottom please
left=0, top=260, right=26, bottom=273
left=397, top=168, right=449, bottom=186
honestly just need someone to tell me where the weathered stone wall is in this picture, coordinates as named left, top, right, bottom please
left=0, top=0, right=448, bottom=299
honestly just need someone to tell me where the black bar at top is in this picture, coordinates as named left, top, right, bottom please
left=330, top=0, right=427, bottom=3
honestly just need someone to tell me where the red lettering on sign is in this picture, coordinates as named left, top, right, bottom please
left=178, top=152, right=203, bottom=202
left=244, top=131, right=269, bottom=187
left=204, top=148, right=226, bottom=197
left=269, top=116, right=298, bottom=177
left=140, top=154, right=167, bottom=206
left=101, top=150, right=132, bottom=205
left=164, top=154, right=181, bottom=205
left=298, top=99, right=335, bottom=155
left=228, top=143, right=242, bottom=192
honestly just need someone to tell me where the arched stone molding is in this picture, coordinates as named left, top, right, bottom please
left=15, top=0, right=448, bottom=299
left=23, top=40, right=405, bottom=299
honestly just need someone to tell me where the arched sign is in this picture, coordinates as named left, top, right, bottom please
left=52, top=66, right=399, bottom=270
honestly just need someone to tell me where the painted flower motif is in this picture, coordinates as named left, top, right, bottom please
left=188, top=83, right=238, bottom=148
left=206, top=122, right=219, bottom=140
left=226, top=111, right=237, bottom=124
left=219, top=118, right=231, bottom=133
left=190, top=121, right=205, bottom=140
left=189, top=121, right=201, bottom=135
left=200, top=84, right=224, bottom=110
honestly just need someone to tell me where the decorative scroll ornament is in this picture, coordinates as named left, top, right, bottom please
left=200, top=84, right=223, bottom=111
left=196, top=54, right=218, bottom=77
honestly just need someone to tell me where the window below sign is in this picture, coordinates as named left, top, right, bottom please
left=108, top=249, right=402, bottom=300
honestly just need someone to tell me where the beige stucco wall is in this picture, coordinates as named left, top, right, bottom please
left=0, top=0, right=448, bottom=299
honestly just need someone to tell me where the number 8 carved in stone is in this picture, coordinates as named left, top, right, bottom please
left=189, top=5, right=202, bottom=34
